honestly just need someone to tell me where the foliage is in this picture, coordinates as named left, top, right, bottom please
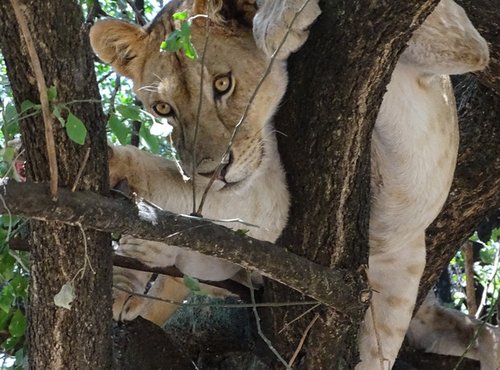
left=160, top=11, right=198, bottom=59
left=448, top=227, right=500, bottom=323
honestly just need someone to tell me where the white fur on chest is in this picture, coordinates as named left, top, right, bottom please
left=370, top=63, right=459, bottom=250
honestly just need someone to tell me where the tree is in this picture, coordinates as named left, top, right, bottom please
left=0, top=1, right=112, bottom=368
left=0, top=0, right=498, bottom=369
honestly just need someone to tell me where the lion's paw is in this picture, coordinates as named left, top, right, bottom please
left=117, top=236, right=178, bottom=268
left=253, top=0, right=321, bottom=60
left=108, top=144, right=146, bottom=192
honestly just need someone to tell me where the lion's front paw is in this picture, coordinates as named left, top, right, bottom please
left=117, top=236, right=178, bottom=268
left=108, top=144, right=149, bottom=194
left=253, top=0, right=321, bottom=60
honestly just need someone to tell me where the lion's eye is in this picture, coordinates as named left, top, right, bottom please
left=213, top=74, right=232, bottom=95
left=152, top=102, right=174, bottom=117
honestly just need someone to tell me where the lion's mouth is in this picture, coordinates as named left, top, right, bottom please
left=197, top=151, right=233, bottom=183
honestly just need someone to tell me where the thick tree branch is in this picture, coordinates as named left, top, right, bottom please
left=0, top=180, right=366, bottom=315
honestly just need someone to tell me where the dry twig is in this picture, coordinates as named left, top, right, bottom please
left=71, top=147, right=91, bottom=192
left=462, top=241, right=478, bottom=315
left=10, top=0, right=58, bottom=198
left=288, top=313, right=320, bottom=368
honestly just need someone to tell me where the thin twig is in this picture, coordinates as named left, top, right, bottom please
left=248, top=275, right=292, bottom=370
left=288, top=313, right=320, bottom=368
left=453, top=293, right=500, bottom=370
left=476, top=244, right=499, bottom=319
left=191, top=15, right=210, bottom=216
left=11, top=0, right=58, bottom=199
left=97, top=70, right=114, bottom=84
left=196, top=0, right=312, bottom=215
left=109, top=75, right=121, bottom=116
left=114, top=285, right=317, bottom=309
left=279, top=303, right=321, bottom=334
left=78, top=223, right=95, bottom=276
left=124, top=0, right=147, bottom=25
left=462, top=241, right=478, bottom=315
left=71, top=147, right=91, bottom=192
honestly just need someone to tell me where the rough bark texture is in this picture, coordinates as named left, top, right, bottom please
left=0, top=180, right=361, bottom=313
left=418, top=75, right=500, bottom=306
left=0, top=1, right=112, bottom=369
left=264, top=1, right=440, bottom=368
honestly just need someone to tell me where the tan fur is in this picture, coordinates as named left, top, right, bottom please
left=408, top=294, right=500, bottom=370
left=91, top=1, right=495, bottom=368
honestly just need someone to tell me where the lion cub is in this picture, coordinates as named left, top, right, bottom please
left=91, top=0, right=493, bottom=369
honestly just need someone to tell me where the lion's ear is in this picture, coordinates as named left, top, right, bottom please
left=90, top=20, right=149, bottom=81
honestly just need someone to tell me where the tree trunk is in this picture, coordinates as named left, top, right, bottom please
left=0, top=1, right=112, bottom=369
left=266, top=0, right=440, bottom=368
left=418, top=74, right=500, bottom=306
left=0, top=0, right=498, bottom=369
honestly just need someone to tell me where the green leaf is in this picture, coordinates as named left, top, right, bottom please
left=180, top=22, right=197, bottom=59
left=183, top=275, right=201, bottom=293
left=172, top=10, right=188, bottom=21
left=15, top=347, right=25, bottom=366
left=2, top=335, right=20, bottom=350
left=47, top=86, right=57, bottom=102
left=20, top=100, right=39, bottom=113
left=161, top=31, right=182, bottom=52
left=235, top=229, right=250, bottom=236
left=2, top=147, right=15, bottom=162
left=11, top=274, right=28, bottom=300
left=3, top=103, right=18, bottom=127
left=52, top=106, right=65, bottom=126
left=108, top=113, right=129, bottom=145
left=66, top=113, right=87, bottom=145
left=116, top=104, right=141, bottom=121
left=0, top=309, right=11, bottom=329
left=53, top=282, right=74, bottom=310
left=0, top=285, right=14, bottom=313
left=8, top=309, right=26, bottom=338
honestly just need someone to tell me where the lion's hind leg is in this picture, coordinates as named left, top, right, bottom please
left=357, top=235, right=426, bottom=370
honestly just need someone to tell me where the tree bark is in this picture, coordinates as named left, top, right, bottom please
left=418, top=74, right=500, bottom=306
left=0, top=180, right=361, bottom=313
left=267, top=0, right=440, bottom=368
left=0, top=1, right=112, bottom=369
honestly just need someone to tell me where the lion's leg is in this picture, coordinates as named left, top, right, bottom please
left=356, top=235, right=425, bottom=370
left=113, top=268, right=189, bottom=325
left=401, top=0, right=489, bottom=75
left=408, top=294, right=500, bottom=370
left=140, top=276, right=190, bottom=326
left=253, top=0, right=320, bottom=60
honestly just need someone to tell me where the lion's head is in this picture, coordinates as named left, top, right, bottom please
left=90, top=0, right=287, bottom=192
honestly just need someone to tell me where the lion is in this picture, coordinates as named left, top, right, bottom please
left=90, top=0, right=496, bottom=368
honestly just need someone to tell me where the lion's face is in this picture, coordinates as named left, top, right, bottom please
left=90, top=0, right=287, bottom=191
